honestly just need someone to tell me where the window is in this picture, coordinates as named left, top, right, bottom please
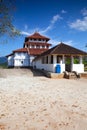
left=42, top=57, right=45, bottom=64
left=42, top=46, right=45, bottom=48
left=34, top=39, right=36, bottom=41
left=46, top=56, right=48, bottom=64
left=21, top=61, right=23, bottom=64
left=57, top=56, right=62, bottom=63
left=50, top=55, right=53, bottom=64
left=31, top=45, right=34, bottom=48
left=47, top=46, right=49, bottom=49
left=36, top=45, right=40, bottom=48
left=39, top=39, right=41, bottom=41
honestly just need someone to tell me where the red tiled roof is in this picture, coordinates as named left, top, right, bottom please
left=29, top=48, right=48, bottom=56
left=35, top=43, right=87, bottom=59
left=50, top=43, right=87, bottom=55
left=26, top=32, right=50, bottom=41
left=13, top=48, right=48, bottom=56
left=24, top=42, right=51, bottom=46
left=13, top=48, right=27, bottom=53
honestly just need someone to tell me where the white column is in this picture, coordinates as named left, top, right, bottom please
left=71, top=56, right=74, bottom=71
left=53, top=55, right=57, bottom=64
left=60, top=58, right=62, bottom=64
left=79, top=56, right=82, bottom=64
left=48, top=55, right=50, bottom=64
left=62, top=55, right=65, bottom=64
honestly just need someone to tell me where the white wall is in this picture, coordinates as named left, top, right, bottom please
left=33, top=59, right=65, bottom=73
left=33, top=59, right=54, bottom=72
left=30, top=55, right=35, bottom=66
left=14, top=52, right=30, bottom=67
left=7, top=52, right=36, bottom=67
left=60, top=64, right=65, bottom=73
left=14, top=52, right=29, bottom=59
left=7, top=55, right=14, bottom=66
left=72, top=64, right=84, bottom=73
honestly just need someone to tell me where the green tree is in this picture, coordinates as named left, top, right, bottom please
left=0, top=0, right=20, bottom=37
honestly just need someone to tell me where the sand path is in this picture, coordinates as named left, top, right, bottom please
left=0, top=69, right=87, bottom=130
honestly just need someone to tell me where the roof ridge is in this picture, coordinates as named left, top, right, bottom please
left=61, top=43, right=87, bottom=53
left=50, top=43, right=61, bottom=54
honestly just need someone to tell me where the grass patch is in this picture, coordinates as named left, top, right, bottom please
left=0, top=62, right=8, bottom=68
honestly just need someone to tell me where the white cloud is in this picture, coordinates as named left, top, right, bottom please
left=21, top=31, right=30, bottom=35
left=51, top=14, right=62, bottom=24
left=63, top=40, right=73, bottom=45
left=21, top=14, right=62, bottom=35
left=61, top=10, right=67, bottom=14
left=50, top=39, right=73, bottom=47
left=69, top=16, right=87, bottom=31
left=81, top=8, right=87, bottom=16
left=40, top=14, right=62, bottom=34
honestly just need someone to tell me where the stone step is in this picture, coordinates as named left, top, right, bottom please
left=64, top=71, right=81, bottom=79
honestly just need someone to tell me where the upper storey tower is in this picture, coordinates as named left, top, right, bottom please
left=23, top=32, right=51, bottom=49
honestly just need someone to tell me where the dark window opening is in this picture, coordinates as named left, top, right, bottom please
left=36, top=45, right=40, bottom=48
left=57, top=56, right=62, bottom=63
left=46, top=56, right=48, bottom=64
left=39, top=39, right=41, bottom=41
left=21, top=61, right=23, bottom=64
left=34, top=39, right=36, bottom=41
left=42, top=57, right=45, bottom=64
left=50, top=55, right=53, bottom=64
left=42, top=46, right=45, bottom=48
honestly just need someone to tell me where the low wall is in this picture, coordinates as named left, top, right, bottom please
left=41, top=69, right=64, bottom=78
left=80, top=72, right=87, bottom=78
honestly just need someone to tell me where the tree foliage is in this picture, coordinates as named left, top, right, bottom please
left=0, top=0, right=20, bottom=37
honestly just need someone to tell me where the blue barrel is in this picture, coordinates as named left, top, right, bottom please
left=55, top=65, right=61, bottom=73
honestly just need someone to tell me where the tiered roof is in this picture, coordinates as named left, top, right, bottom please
left=25, top=32, right=50, bottom=42
left=10, top=32, right=51, bottom=56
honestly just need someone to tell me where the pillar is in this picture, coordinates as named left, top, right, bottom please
left=71, top=56, right=74, bottom=71
left=79, top=56, right=82, bottom=64
left=53, top=55, right=57, bottom=64
left=62, top=55, right=65, bottom=64
left=48, top=55, right=50, bottom=64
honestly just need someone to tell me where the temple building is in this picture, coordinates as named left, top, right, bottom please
left=7, top=32, right=87, bottom=73
left=7, top=32, right=51, bottom=67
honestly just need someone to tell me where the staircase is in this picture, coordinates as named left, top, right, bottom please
left=64, top=71, right=81, bottom=79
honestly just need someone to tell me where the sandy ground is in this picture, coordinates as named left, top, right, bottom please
left=0, top=68, right=87, bottom=130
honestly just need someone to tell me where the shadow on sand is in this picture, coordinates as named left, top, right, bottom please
left=30, top=67, right=46, bottom=77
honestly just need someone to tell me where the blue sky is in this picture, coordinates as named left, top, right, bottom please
left=0, top=0, right=87, bottom=56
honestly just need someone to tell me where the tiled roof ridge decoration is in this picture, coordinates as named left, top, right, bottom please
left=25, top=32, right=50, bottom=41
